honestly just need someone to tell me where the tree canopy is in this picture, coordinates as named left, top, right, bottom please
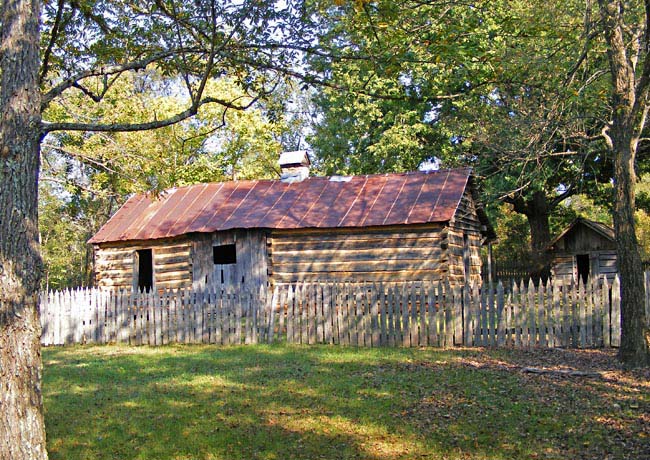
left=306, top=0, right=617, bottom=259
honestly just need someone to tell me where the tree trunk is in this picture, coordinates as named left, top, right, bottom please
left=598, top=0, right=650, bottom=368
left=0, top=0, right=49, bottom=458
left=526, top=206, right=552, bottom=255
left=612, top=135, right=650, bottom=367
left=509, top=190, right=553, bottom=273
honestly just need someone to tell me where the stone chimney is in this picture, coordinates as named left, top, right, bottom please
left=279, top=150, right=310, bottom=183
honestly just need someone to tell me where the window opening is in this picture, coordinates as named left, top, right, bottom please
left=213, top=244, right=236, bottom=265
left=576, top=254, right=590, bottom=285
left=136, top=249, right=153, bottom=292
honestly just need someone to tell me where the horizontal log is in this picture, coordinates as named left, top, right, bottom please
left=599, top=260, right=617, bottom=268
left=271, top=227, right=443, bottom=242
left=153, top=261, right=191, bottom=274
left=271, top=269, right=447, bottom=282
left=153, top=253, right=191, bottom=265
left=447, top=233, right=482, bottom=244
left=156, top=279, right=192, bottom=290
left=96, top=270, right=133, bottom=280
left=599, top=267, right=618, bottom=274
left=271, top=247, right=445, bottom=264
left=155, top=270, right=192, bottom=282
left=152, top=246, right=191, bottom=257
left=272, top=258, right=446, bottom=273
left=96, top=259, right=132, bottom=270
left=96, top=236, right=191, bottom=251
left=270, top=236, right=444, bottom=252
left=95, top=251, right=134, bottom=263
left=98, top=279, right=132, bottom=288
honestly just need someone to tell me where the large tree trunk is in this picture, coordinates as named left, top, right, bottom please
left=612, top=135, right=650, bottom=366
left=0, top=0, right=49, bottom=458
left=509, top=190, right=553, bottom=273
left=598, top=0, right=650, bottom=367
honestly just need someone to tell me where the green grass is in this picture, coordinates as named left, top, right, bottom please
left=42, top=345, right=649, bottom=460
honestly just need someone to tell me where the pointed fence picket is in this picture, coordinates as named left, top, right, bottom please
left=39, top=274, right=639, bottom=349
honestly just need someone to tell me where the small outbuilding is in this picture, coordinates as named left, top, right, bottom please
left=89, top=153, right=496, bottom=292
left=547, top=217, right=617, bottom=283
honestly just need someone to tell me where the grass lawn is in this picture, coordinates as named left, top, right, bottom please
left=42, top=345, right=649, bottom=460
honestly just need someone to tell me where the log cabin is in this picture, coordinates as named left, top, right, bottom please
left=547, top=217, right=617, bottom=283
left=89, top=152, right=496, bottom=291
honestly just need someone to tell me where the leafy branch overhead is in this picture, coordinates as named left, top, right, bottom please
left=39, top=0, right=315, bottom=134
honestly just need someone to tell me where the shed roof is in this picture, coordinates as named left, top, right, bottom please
left=547, top=217, right=615, bottom=249
left=89, top=168, right=486, bottom=244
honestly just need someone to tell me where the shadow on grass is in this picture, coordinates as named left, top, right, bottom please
left=42, top=345, right=649, bottom=460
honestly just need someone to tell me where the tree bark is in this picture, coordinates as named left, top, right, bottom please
left=598, top=0, right=650, bottom=367
left=612, top=134, right=650, bottom=366
left=0, top=0, right=49, bottom=458
left=509, top=190, right=553, bottom=270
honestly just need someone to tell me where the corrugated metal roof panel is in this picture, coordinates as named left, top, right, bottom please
left=385, top=172, right=428, bottom=225
left=430, top=171, right=469, bottom=222
left=88, top=168, right=474, bottom=244
left=276, top=178, right=330, bottom=229
left=406, top=171, right=445, bottom=223
left=358, top=174, right=405, bottom=227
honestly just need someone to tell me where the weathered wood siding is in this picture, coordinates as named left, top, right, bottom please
left=551, top=255, right=574, bottom=279
left=191, top=229, right=269, bottom=291
left=94, top=238, right=192, bottom=290
left=553, top=224, right=615, bottom=253
left=268, top=225, right=448, bottom=283
left=447, top=190, right=483, bottom=285
left=596, top=251, right=618, bottom=279
left=551, top=251, right=618, bottom=281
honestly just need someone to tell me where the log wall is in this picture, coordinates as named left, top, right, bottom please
left=551, top=251, right=618, bottom=282
left=268, top=225, right=449, bottom=283
left=94, top=238, right=192, bottom=290
left=447, top=190, right=483, bottom=285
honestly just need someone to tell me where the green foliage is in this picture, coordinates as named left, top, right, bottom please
left=40, top=74, right=302, bottom=288
left=307, top=0, right=504, bottom=174
left=307, top=0, right=614, bottom=255
left=39, top=186, right=95, bottom=290
left=44, top=74, right=291, bottom=194
left=488, top=204, right=532, bottom=263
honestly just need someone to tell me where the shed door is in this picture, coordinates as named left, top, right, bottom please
left=576, top=253, right=589, bottom=285
left=135, top=248, right=154, bottom=292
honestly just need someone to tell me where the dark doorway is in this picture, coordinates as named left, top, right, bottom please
left=576, top=253, right=590, bottom=285
left=137, top=249, right=153, bottom=292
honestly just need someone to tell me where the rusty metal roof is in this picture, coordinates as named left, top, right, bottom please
left=89, top=168, right=474, bottom=244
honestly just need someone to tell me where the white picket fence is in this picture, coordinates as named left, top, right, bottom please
left=40, top=274, right=650, bottom=349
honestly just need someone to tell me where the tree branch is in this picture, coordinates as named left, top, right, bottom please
left=42, top=95, right=258, bottom=134
left=40, top=0, right=66, bottom=83
left=41, top=49, right=194, bottom=110
left=550, top=184, right=575, bottom=208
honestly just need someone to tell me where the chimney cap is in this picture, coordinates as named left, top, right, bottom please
left=279, top=150, right=310, bottom=167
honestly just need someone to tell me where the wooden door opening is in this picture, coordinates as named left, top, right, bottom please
left=213, top=244, right=237, bottom=285
left=136, top=249, right=153, bottom=292
left=576, top=253, right=589, bottom=285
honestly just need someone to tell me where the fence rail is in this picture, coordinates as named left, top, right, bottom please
left=40, top=274, right=650, bottom=349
